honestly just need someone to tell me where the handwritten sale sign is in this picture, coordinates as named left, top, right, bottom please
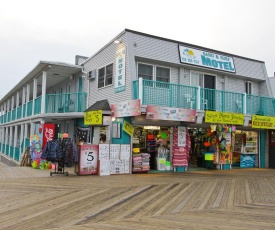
left=84, top=110, right=103, bottom=125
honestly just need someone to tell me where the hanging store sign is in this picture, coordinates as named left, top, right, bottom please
left=42, top=123, right=55, bottom=150
left=252, top=115, right=275, bottom=129
left=205, top=111, right=244, bottom=125
left=111, top=99, right=141, bottom=117
left=178, top=126, right=186, bottom=147
left=146, top=105, right=196, bottom=122
left=115, top=48, right=126, bottom=93
left=84, top=110, right=103, bottom=125
left=179, top=45, right=235, bottom=73
left=123, top=120, right=134, bottom=136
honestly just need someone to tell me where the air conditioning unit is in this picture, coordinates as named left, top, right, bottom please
left=88, top=70, right=97, bottom=80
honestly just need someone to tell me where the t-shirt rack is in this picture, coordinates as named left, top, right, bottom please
left=41, top=138, right=78, bottom=176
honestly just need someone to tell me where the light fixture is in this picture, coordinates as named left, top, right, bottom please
left=144, top=126, right=160, bottom=130
left=111, top=116, right=116, bottom=121
left=114, top=39, right=122, bottom=44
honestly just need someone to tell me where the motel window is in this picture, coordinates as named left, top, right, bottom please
left=98, top=64, right=113, bottom=88
left=156, top=66, right=170, bottom=83
left=138, top=63, right=153, bottom=80
left=245, top=81, right=253, bottom=95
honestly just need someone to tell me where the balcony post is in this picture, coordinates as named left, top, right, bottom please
left=139, top=77, right=143, bottom=105
left=32, top=78, right=37, bottom=116
left=26, top=84, right=30, bottom=117
left=16, top=92, right=19, bottom=120
left=197, top=86, right=201, bottom=110
left=41, top=71, right=47, bottom=114
left=21, top=86, right=26, bottom=118
left=243, top=93, right=247, bottom=114
left=23, top=123, right=28, bottom=152
left=9, top=126, right=12, bottom=155
left=14, top=125, right=18, bottom=155
left=20, top=124, right=24, bottom=154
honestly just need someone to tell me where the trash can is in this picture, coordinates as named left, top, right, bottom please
left=157, top=158, right=166, bottom=171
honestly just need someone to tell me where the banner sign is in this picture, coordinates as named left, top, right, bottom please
left=252, top=115, right=275, bottom=129
left=30, top=133, right=42, bottom=161
left=42, top=123, right=55, bottom=150
left=115, top=48, right=126, bottom=93
left=79, top=144, right=98, bottom=175
left=123, top=120, right=134, bottom=136
left=205, top=111, right=244, bottom=125
left=146, top=105, right=196, bottom=122
left=84, top=110, right=103, bottom=125
left=179, top=45, right=235, bottom=73
left=111, top=99, right=141, bottom=118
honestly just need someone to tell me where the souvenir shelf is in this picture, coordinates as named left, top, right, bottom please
left=241, top=133, right=258, bottom=168
left=132, top=148, right=150, bottom=173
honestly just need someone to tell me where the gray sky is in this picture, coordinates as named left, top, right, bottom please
left=1, top=0, right=275, bottom=98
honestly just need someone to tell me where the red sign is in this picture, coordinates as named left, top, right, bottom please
left=78, top=144, right=98, bottom=175
left=42, top=124, right=55, bottom=149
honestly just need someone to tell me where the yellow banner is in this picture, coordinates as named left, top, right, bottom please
left=123, top=120, right=134, bottom=136
left=205, top=111, right=244, bottom=125
left=84, top=110, right=103, bottom=125
left=252, top=115, right=275, bottom=129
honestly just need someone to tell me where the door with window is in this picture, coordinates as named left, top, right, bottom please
left=190, top=72, right=216, bottom=110
left=204, top=74, right=216, bottom=110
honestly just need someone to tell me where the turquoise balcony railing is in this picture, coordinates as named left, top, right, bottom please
left=17, top=105, right=22, bottom=119
left=14, top=147, right=20, bottom=161
left=7, top=111, right=11, bottom=122
left=27, top=100, right=33, bottom=117
left=11, top=109, right=16, bottom=121
left=9, top=146, right=14, bottom=159
left=34, top=96, right=42, bottom=115
left=45, top=92, right=87, bottom=113
left=133, top=78, right=275, bottom=116
left=200, top=88, right=244, bottom=113
left=0, top=92, right=87, bottom=124
left=22, top=104, right=27, bottom=118
left=137, top=79, right=197, bottom=109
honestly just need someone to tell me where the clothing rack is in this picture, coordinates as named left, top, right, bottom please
left=42, top=138, right=77, bottom=177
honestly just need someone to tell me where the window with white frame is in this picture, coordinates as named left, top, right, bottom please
left=156, top=66, right=170, bottom=83
left=138, top=63, right=170, bottom=83
left=98, top=63, right=113, bottom=88
left=245, top=81, right=252, bottom=94
left=138, top=63, right=153, bottom=80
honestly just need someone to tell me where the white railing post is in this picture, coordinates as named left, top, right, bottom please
left=139, top=77, right=143, bottom=105
left=243, top=93, right=247, bottom=114
left=197, top=86, right=201, bottom=110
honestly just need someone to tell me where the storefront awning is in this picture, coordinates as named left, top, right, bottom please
left=84, top=99, right=111, bottom=115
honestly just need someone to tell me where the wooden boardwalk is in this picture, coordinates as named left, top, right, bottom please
left=0, top=162, right=275, bottom=229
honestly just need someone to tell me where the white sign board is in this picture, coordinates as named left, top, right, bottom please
left=179, top=45, right=235, bottom=73
left=115, top=48, right=126, bottom=93
left=178, top=126, right=186, bottom=147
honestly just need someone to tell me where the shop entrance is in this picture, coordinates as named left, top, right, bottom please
left=269, top=130, right=275, bottom=168
left=132, top=126, right=171, bottom=173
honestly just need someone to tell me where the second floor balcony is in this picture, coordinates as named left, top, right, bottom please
left=0, top=92, right=87, bottom=124
left=133, top=78, right=275, bottom=117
